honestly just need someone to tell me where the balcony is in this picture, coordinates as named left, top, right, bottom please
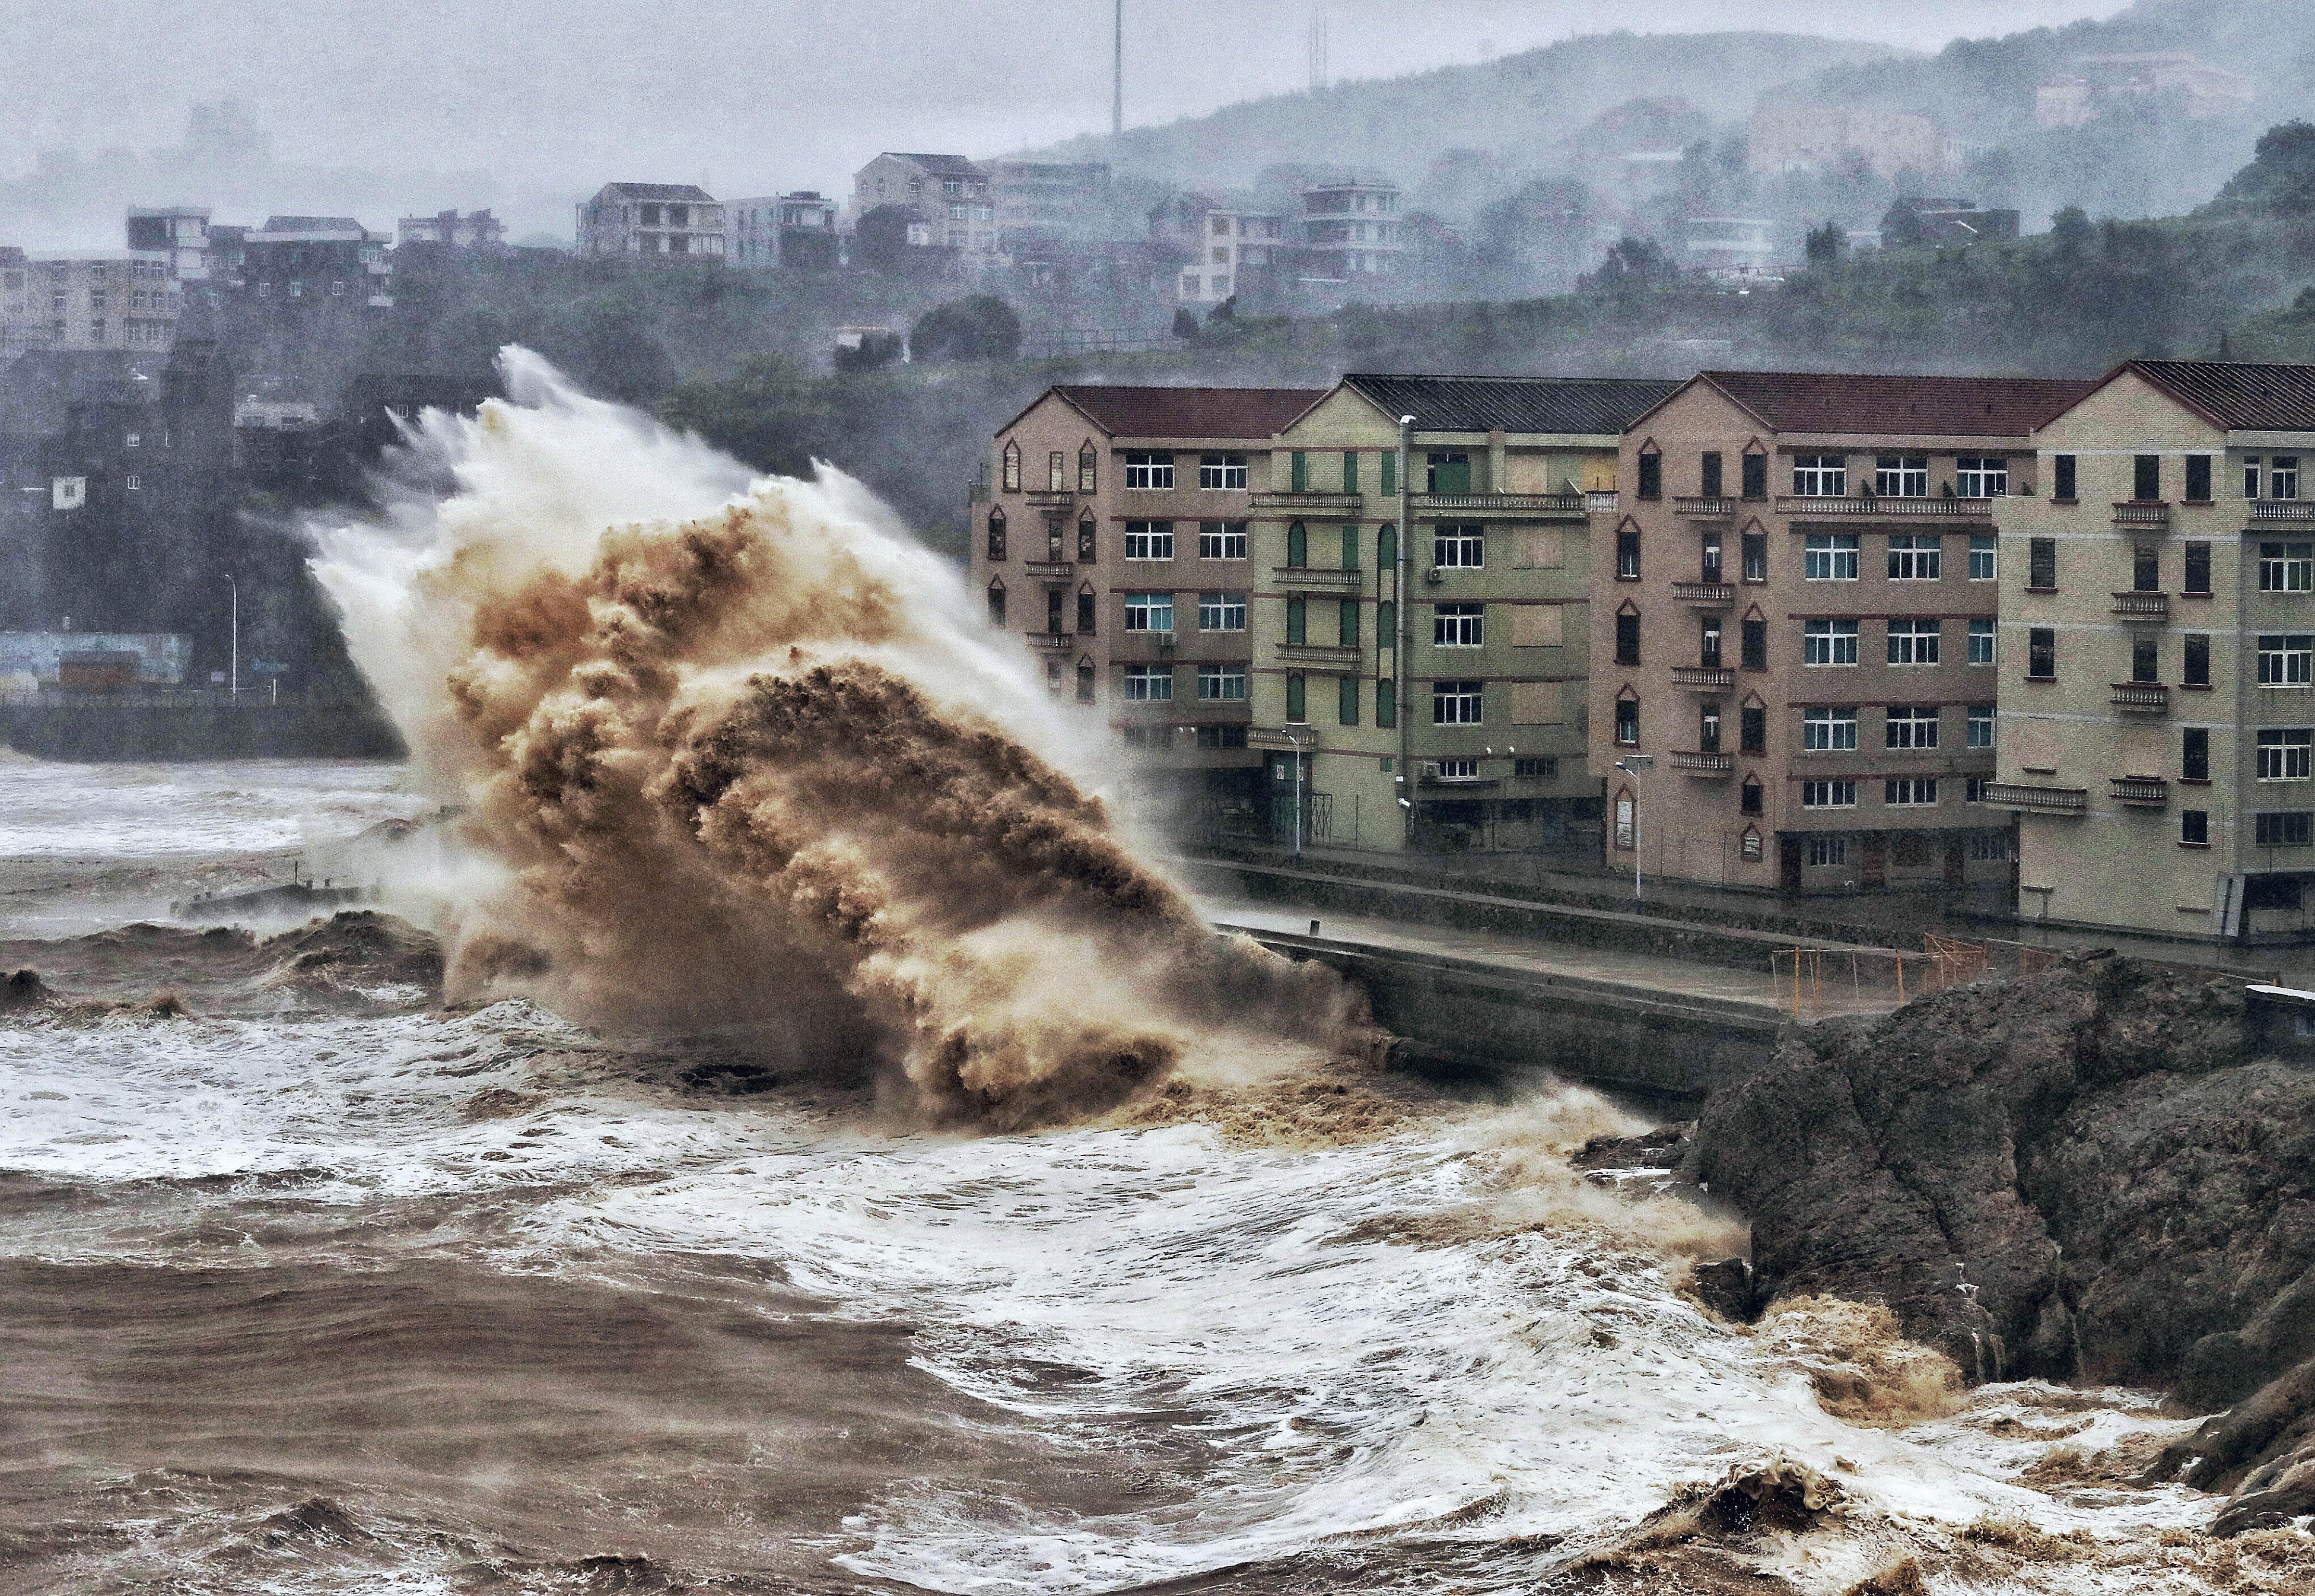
left=2112, top=501, right=2171, bottom=529
left=2250, top=501, right=2315, bottom=523
left=1671, top=665, right=1735, bottom=689
left=1586, top=490, right=1620, bottom=515
left=1276, top=642, right=1362, bottom=666
left=1672, top=581, right=1735, bottom=606
left=1272, top=565, right=1364, bottom=590
left=2110, top=682, right=2170, bottom=712
left=1024, top=489, right=1077, bottom=510
left=1247, top=726, right=1316, bottom=751
left=1024, top=560, right=1074, bottom=579
left=1408, top=492, right=1587, bottom=518
left=1024, top=631, right=1075, bottom=652
left=1673, top=496, right=1738, bottom=518
left=2110, top=590, right=2169, bottom=621
left=1250, top=490, right=1362, bottom=512
left=1670, top=750, right=1733, bottom=776
left=2110, top=775, right=2170, bottom=806
left=1982, top=781, right=2089, bottom=814
left=1775, top=495, right=1994, bottom=519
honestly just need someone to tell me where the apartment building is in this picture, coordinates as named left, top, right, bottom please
left=972, top=385, right=1326, bottom=809
left=1247, top=374, right=1676, bottom=853
left=240, top=217, right=395, bottom=306
left=1748, top=105, right=1959, bottom=180
left=726, top=192, right=839, bottom=268
left=0, top=253, right=181, bottom=353
left=576, top=184, right=726, bottom=261
left=852, top=155, right=995, bottom=263
left=395, top=209, right=508, bottom=252
left=987, top=161, right=1112, bottom=240
left=1298, top=179, right=1403, bottom=281
left=1993, top=360, right=2315, bottom=940
left=1596, top=371, right=2092, bottom=892
left=1149, top=195, right=1285, bottom=305
left=126, top=207, right=213, bottom=280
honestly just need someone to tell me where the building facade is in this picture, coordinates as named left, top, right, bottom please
left=1149, top=195, right=1286, bottom=306
left=987, top=162, right=1111, bottom=241
left=1748, top=106, right=1960, bottom=180
left=396, top=209, right=509, bottom=252
left=1993, top=361, right=2315, bottom=940
left=576, top=184, right=727, bottom=261
left=240, top=218, right=395, bottom=307
left=1595, top=372, right=2090, bottom=893
left=0, top=253, right=181, bottom=353
left=726, top=192, right=839, bottom=268
left=126, top=207, right=213, bottom=280
left=972, top=385, right=1326, bottom=816
left=852, top=155, right=994, bottom=263
left=1247, top=374, right=1674, bottom=854
left=1298, top=179, right=1402, bottom=281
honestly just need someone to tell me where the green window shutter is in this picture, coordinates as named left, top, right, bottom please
left=1343, top=451, right=1358, bottom=493
left=1286, top=521, right=1307, bottom=567
left=1375, top=679, right=1395, bottom=728
left=1291, top=451, right=1307, bottom=492
left=1377, top=599, right=1395, bottom=645
left=1338, top=675, right=1359, bottom=725
left=1338, top=598, right=1357, bottom=647
left=1378, top=524, right=1396, bottom=567
left=1341, top=524, right=1358, bottom=569
left=1286, top=596, right=1306, bottom=644
left=1380, top=452, right=1396, bottom=497
left=1286, top=673, right=1306, bottom=722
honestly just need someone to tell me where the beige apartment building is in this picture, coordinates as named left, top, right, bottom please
left=972, top=385, right=1325, bottom=814
left=852, top=154, right=995, bottom=263
left=1149, top=195, right=1286, bottom=306
left=1595, top=372, right=2092, bottom=893
left=1993, top=360, right=2315, bottom=941
left=576, top=184, right=726, bottom=261
left=1246, top=373, right=1675, bottom=853
left=0, top=252, right=180, bottom=354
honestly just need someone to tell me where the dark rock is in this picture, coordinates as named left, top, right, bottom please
left=1691, top=1258, right=1764, bottom=1323
left=0, top=970, right=51, bottom=1011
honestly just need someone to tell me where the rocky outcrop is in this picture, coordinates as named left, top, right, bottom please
left=1687, top=954, right=2315, bottom=1531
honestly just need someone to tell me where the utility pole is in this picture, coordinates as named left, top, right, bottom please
left=226, top=574, right=238, bottom=697
left=1112, top=0, right=1123, bottom=139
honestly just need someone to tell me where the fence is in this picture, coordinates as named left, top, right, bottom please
left=1774, top=932, right=2277, bottom=1019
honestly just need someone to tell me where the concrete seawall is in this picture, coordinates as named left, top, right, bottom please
left=0, top=701, right=405, bottom=761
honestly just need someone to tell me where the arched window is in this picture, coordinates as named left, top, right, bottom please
left=1377, top=523, right=1397, bottom=568
left=1078, top=441, right=1098, bottom=492
left=1740, top=824, right=1764, bottom=860
left=1074, top=657, right=1095, bottom=703
left=1076, top=582, right=1097, bottom=633
left=1077, top=514, right=1097, bottom=560
left=1001, top=439, right=1021, bottom=492
left=986, top=578, right=1006, bottom=626
left=1286, top=521, right=1307, bottom=568
left=986, top=506, right=1007, bottom=561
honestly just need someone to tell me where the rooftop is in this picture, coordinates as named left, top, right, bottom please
left=1681, top=371, right=2099, bottom=436
left=881, top=153, right=985, bottom=177
left=593, top=183, right=717, bottom=202
left=1343, top=374, right=1685, bottom=436
left=2121, top=360, right=2315, bottom=432
left=1037, top=385, right=1330, bottom=439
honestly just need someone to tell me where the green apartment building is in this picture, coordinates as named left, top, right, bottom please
left=1246, top=374, right=1677, bottom=852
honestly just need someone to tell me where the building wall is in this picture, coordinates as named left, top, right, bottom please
left=853, top=157, right=994, bottom=259
left=1748, top=105, right=1957, bottom=179
left=1, top=254, right=179, bottom=354
left=576, top=190, right=727, bottom=260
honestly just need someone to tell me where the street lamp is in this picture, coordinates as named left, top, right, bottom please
left=1613, top=754, right=1652, bottom=900
left=225, top=574, right=238, bottom=697
left=1284, top=723, right=1315, bottom=856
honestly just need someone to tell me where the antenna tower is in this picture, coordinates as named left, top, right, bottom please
left=1113, top=0, right=1124, bottom=138
left=1307, top=9, right=1328, bottom=93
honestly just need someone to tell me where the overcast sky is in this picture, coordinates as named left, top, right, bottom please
left=2, top=0, right=2134, bottom=210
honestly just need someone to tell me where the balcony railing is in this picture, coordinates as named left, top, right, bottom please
left=1272, top=565, right=1364, bottom=589
left=1673, top=496, right=1738, bottom=518
left=2250, top=501, right=2315, bottom=522
left=1024, top=631, right=1074, bottom=651
left=1247, top=726, right=1316, bottom=751
left=1409, top=492, right=1588, bottom=517
left=1276, top=642, right=1362, bottom=666
left=1024, top=560, right=1074, bottom=579
left=2110, top=590, right=2169, bottom=619
left=1250, top=490, right=1362, bottom=512
left=1775, top=495, right=1994, bottom=518
left=1586, top=490, right=1620, bottom=515
left=1982, top=781, right=2089, bottom=814
left=2110, top=682, right=2170, bottom=712
left=1024, top=489, right=1077, bottom=509
left=2110, top=775, right=2170, bottom=805
left=1670, top=750, right=1733, bottom=775
left=1671, top=665, right=1735, bottom=689
left=1671, top=581, right=1735, bottom=605
left=2112, top=501, right=2171, bottom=528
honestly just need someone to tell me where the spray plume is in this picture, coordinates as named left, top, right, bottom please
left=311, top=350, right=1367, bottom=1127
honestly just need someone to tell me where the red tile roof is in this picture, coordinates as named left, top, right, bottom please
left=1044, top=385, right=1330, bottom=440
left=1680, top=371, right=2099, bottom=437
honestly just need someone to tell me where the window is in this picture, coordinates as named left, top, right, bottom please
left=1741, top=452, right=1767, bottom=500
left=1079, top=443, right=1097, bottom=492
left=1801, top=781, right=1857, bottom=810
left=2278, top=457, right=2302, bottom=501
left=1199, top=453, right=1247, bottom=490
left=1124, top=452, right=1174, bottom=489
left=1195, top=724, right=1249, bottom=749
left=1614, top=697, right=1638, bottom=745
left=1803, top=707, right=1858, bottom=751
left=1804, top=534, right=1859, bottom=580
left=2133, top=543, right=2162, bottom=593
left=1002, top=440, right=1020, bottom=492
left=1378, top=599, right=1396, bottom=643
left=1887, top=535, right=1941, bottom=580
left=1338, top=675, right=1360, bottom=725
left=1886, top=706, right=1939, bottom=749
left=1701, top=451, right=1724, bottom=498
left=1514, top=756, right=1556, bottom=779
left=1125, top=522, right=1174, bottom=560
left=1699, top=619, right=1723, bottom=667
left=2028, top=538, right=2056, bottom=590
left=2187, top=455, right=2213, bottom=503
left=2029, top=627, right=2056, bottom=679
left=1615, top=794, right=1636, bottom=849
left=1741, top=616, right=1767, bottom=670
left=1968, top=705, right=1995, bottom=748
left=1341, top=452, right=1360, bottom=494
left=1616, top=529, right=1640, bottom=579
left=1699, top=701, right=1723, bottom=752
left=1792, top=454, right=1846, bottom=497
left=986, top=508, right=1007, bottom=561
left=1078, top=589, right=1096, bottom=632
left=1804, top=619, right=1858, bottom=666
left=1434, top=525, right=1484, bottom=568
left=1381, top=453, right=1396, bottom=496
left=1123, top=592, right=1174, bottom=632
left=1198, top=591, right=1246, bottom=631
left=2185, top=634, right=2211, bottom=687
left=2248, top=457, right=2264, bottom=500
left=124, top=432, right=140, bottom=450
left=2263, top=542, right=2315, bottom=592
left=1079, top=517, right=1098, bottom=560
left=1615, top=610, right=1640, bottom=666
left=1742, top=531, right=1766, bottom=582
left=986, top=583, right=1006, bottom=625
left=1969, top=535, right=1997, bottom=581
left=1341, top=525, right=1359, bottom=570
left=1286, top=522, right=1307, bottom=567
left=1968, top=617, right=1996, bottom=664
left=1741, top=780, right=1764, bottom=819
left=1285, top=597, right=1306, bottom=644
left=2186, top=542, right=2212, bottom=595
left=1198, top=662, right=1247, bottom=701
left=1378, top=525, right=1396, bottom=568
left=1426, top=451, right=1471, bottom=494
left=2134, top=454, right=2161, bottom=502
left=2260, top=729, right=2313, bottom=780
left=1290, top=452, right=1308, bottom=492
left=124, top=474, right=139, bottom=490
left=1741, top=703, right=1766, bottom=754
left=2184, top=727, right=2210, bottom=781
left=1337, top=599, right=1358, bottom=647
left=1700, top=534, right=1723, bottom=583
left=2256, top=812, right=2313, bottom=847
left=2132, top=636, right=2159, bottom=683
left=1286, top=674, right=1306, bottom=723
left=2259, top=634, right=2314, bottom=686
left=1955, top=457, right=2008, bottom=499
left=1433, top=680, right=1483, bottom=724
left=2182, top=810, right=2209, bottom=846
left=1434, top=603, right=1482, bottom=646
left=1636, top=451, right=1662, bottom=499
left=1198, top=522, right=1247, bottom=560
left=1124, top=664, right=1173, bottom=702
left=1875, top=456, right=1928, bottom=497
left=1886, top=777, right=1939, bottom=806
left=1049, top=451, right=1065, bottom=491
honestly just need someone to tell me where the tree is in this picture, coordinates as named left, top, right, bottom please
left=2212, top=120, right=2315, bottom=216
left=1577, top=236, right=1679, bottom=294
left=909, top=294, right=1023, bottom=362
left=833, top=332, right=903, bottom=373
left=2050, top=205, right=2094, bottom=257
left=1804, top=220, right=1846, bottom=267
left=1172, top=306, right=1201, bottom=340
left=655, top=353, right=841, bottom=478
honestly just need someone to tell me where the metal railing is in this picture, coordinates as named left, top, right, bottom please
left=1271, top=565, right=1363, bottom=588
left=1775, top=495, right=1994, bottom=518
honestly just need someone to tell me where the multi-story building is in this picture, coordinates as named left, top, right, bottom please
left=852, top=155, right=995, bottom=263
left=726, top=192, right=840, bottom=268
left=1595, top=371, right=2091, bottom=893
left=0, top=253, right=180, bottom=353
left=1992, top=360, right=2315, bottom=940
left=575, top=184, right=726, bottom=262
left=126, top=207, right=213, bottom=280
left=1246, top=374, right=1675, bottom=853
left=240, top=218, right=395, bottom=307
left=1748, top=106, right=1960, bottom=181
left=396, top=209, right=509, bottom=252
left=972, top=384, right=1327, bottom=813
left=1149, top=195, right=1285, bottom=305
left=1298, top=179, right=1402, bottom=282
left=987, top=161, right=1111, bottom=240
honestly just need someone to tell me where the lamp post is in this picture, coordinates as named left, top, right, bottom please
left=1613, top=754, right=1652, bottom=900
left=226, top=574, right=238, bottom=697
left=1286, top=723, right=1314, bottom=856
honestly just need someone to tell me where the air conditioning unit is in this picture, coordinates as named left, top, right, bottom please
left=1423, top=567, right=1444, bottom=584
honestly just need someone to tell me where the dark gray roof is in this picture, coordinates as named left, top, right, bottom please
left=596, top=183, right=717, bottom=202
left=1342, top=373, right=1684, bottom=435
left=2125, top=361, right=2315, bottom=431
left=886, top=153, right=985, bottom=177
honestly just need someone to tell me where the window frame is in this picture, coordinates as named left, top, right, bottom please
left=1967, top=705, right=1995, bottom=748
left=1803, top=706, right=1859, bottom=751
left=1196, top=661, right=1248, bottom=701
left=1122, top=663, right=1174, bottom=702
left=1197, top=590, right=1247, bottom=631
left=1803, top=533, right=1859, bottom=581
left=1197, top=522, right=1248, bottom=560
left=1792, top=454, right=1846, bottom=498
left=1432, top=679, right=1484, bottom=726
left=1955, top=457, right=2008, bottom=499
left=1874, top=455, right=1928, bottom=498
left=1803, top=618, right=1859, bottom=667
left=1433, top=602, right=1483, bottom=648
left=1886, top=617, right=1942, bottom=666
left=1198, top=452, right=1248, bottom=490
left=1886, top=535, right=1942, bottom=581
left=1800, top=779, right=1857, bottom=810
left=1122, top=591, right=1175, bottom=633
left=1885, top=705, right=1939, bottom=750
left=2261, top=541, right=2315, bottom=593
left=1123, top=521, right=1175, bottom=561
left=1432, top=524, right=1484, bottom=569
left=1123, top=451, right=1175, bottom=490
